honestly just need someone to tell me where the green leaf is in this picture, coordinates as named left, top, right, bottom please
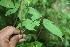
left=24, top=0, right=32, bottom=5
left=0, top=1, right=15, bottom=8
left=17, top=19, right=40, bottom=30
left=14, top=3, right=20, bottom=9
left=1, top=0, right=7, bottom=2
left=43, top=19, right=63, bottom=39
left=22, top=19, right=35, bottom=30
left=32, top=0, right=38, bottom=4
left=31, top=34, right=37, bottom=40
left=28, top=7, right=42, bottom=20
left=42, top=0, right=47, bottom=4
left=33, top=41, right=43, bottom=47
left=5, top=3, right=20, bottom=16
left=25, top=34, right=32, bottom=42
left=5, top=9, right=17, bottom=16
left=34, top=21, right=40, bottom=26
left=26, top=43, right=34, bottom=47
left=17, top=19, right=35, bottom=30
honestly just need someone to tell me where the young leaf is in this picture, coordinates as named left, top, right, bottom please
left=43, top=19, right=63, bottom=39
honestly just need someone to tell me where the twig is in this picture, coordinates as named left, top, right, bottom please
left=36, top=28, right=42, bottom=41
left=13, top=18, right=17, bottom=26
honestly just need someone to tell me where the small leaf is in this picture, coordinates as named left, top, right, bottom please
left=14, top=3, right=20, bottom=9
left=34, top=21, right=40, bottom=26
left=28, top=7, right=42, bottom=20
left=17, top=19, right=35, bottom=30
left=24, top=0, right=32, bottom=5
left=5, top=3, right=20, bottom=16
left=32, top=0, right=38, bottom=4
left=33, top=41, right=43, bottom=47
left=5, top=9, right=17, bottom=16
left=25, top=34, right=32, bottom=42
left=0, top=1, right=15, bottom=8
left=22, top=19, right=35, bottom=30
left=17, top=19, right=40, bottom=30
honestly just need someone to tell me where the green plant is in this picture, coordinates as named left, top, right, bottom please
left=0, top=0, right=70, bottom=47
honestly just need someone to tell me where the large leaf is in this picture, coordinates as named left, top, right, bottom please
left=43, top=19, right=63, bottom=39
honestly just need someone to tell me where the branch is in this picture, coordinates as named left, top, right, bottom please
left=18, top=0, right=23, bottom=20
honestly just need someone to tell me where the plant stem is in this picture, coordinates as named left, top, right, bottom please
left=18, top=0, right=24, bottom=34
left=18, top=0, right=23, bottom=20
